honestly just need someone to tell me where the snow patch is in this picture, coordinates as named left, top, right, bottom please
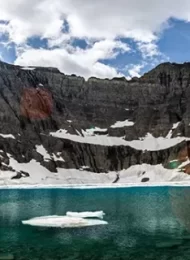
left=0, top=134, right=15, bottom=139
left=36, top=145, right=51, bottom=161
left=57, top=129, right=68, bottom=135
left=51, top=153, right=65, bottom=162
left=36, top=146, right=64, bottom=162
left=50, top=129, right=126, bottom=146
left=8, top=157, right=51, bottom=184
left=4, top=156, right=116, bottom=185
left=21, top=67, right=36, bottom=71
left=82, top=127, right=107, bottom=136
left=178, top=159, right=190, bottom=169
left=167, top=122, right=181, bottom=138
left=118, top=164, right=190, bottom=183
left=173, top=122, right=180, bottom=130
left=0, top=171, right=16, bottom=180
left=76, top=130, right=82, bottom=136
left=111, top=119, right=134, bottom=128
left=129, top=133, right=187, bottom=151
left=79, top=166, right=90, bottom=171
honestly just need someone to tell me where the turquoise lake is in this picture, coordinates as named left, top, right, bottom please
left=1, top=186, right=190, bottom=259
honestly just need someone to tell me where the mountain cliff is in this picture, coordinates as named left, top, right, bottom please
left=0, top=61, right=190, bottom=184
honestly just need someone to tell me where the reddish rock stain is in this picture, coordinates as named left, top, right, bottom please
left=20, top=88, right=53, bottom=120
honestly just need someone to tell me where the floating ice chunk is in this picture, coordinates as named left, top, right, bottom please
left=22, top=215, right=108, bottom=228
left=66, top=211, right=105, bottom=219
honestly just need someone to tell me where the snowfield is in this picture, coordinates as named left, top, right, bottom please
left=1, top=154, right=190, bottom=186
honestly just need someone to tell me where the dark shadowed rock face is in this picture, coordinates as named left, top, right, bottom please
left=0, top=61, right=190, bottom=179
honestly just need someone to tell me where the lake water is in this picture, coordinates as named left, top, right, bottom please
left=1, top=186, right=190, bottom=259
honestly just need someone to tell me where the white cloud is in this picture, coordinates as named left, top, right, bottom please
left=0, top=0, right=63, bottom=44
left=137, top=42, right=160, bottom=59
left=15, top=40, right=127, bottom=79
left=0, top=0, right=190, bottom=44
left=48, top=33, right=71, bottom=48
left=0, top=0, right=190, bottom=77
left=127, top=64, right=146, bottom=78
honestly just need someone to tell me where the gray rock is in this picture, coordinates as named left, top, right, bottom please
left=141, top=177, right=150, bottom=183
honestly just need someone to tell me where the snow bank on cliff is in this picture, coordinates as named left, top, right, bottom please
left=35, top=145, right=65, bottom=162
left=36, top=145, right=51, bottom=161
left=21, top=67, right=36, bottom=70
left=50, top=129, right=187, bottom=151
left=0, top=134, right=15, bottom=139
left=111, top=119, right=134, bottom=128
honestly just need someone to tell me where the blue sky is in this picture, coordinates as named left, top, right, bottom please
left=158, top=19, right=190, bottom=63
left=1, top=1, right=190, bottom=79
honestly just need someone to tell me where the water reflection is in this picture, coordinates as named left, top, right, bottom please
left=170, top=188, right=190, bottom=231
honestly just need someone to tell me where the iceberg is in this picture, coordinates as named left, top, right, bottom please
left=22, top=215, right=108, bottom=228
left=66, top=211, right=105, bottom=219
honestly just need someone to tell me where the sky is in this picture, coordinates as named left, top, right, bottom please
left=0, top=1, right=190, bottom=79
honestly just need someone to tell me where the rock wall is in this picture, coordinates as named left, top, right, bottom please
left=0, top=61, right=190, bottom=180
